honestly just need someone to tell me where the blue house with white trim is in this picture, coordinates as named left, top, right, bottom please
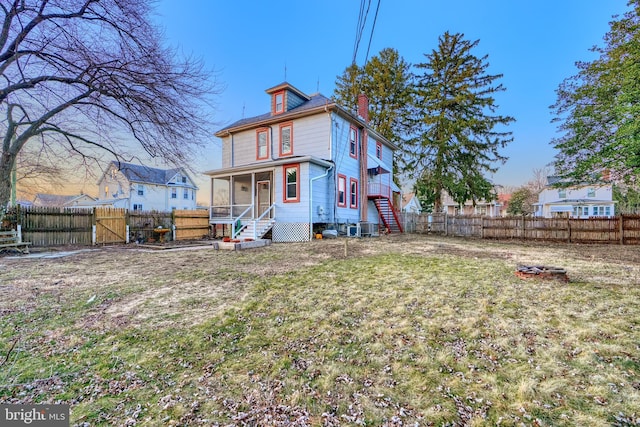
left=205, top=82, right=402, bottom=242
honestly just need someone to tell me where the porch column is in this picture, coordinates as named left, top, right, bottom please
left=251, top=173, right=256, bottom=218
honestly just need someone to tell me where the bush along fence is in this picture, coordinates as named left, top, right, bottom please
left=0, top=206, right=211, bottom=247
left=402, top=213, right=640, bottom=245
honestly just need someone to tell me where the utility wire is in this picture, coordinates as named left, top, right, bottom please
left=364, top=0, right=381, bottom=64
left=352, top=0, right=372, bottom=65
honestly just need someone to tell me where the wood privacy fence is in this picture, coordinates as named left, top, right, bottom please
left=402, top=213, right=640, bottom=244
left=1, top=206, right=211, bottom=247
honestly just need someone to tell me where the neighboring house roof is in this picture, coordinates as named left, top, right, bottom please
left=402, top=193, right=419, bottom=210
left=108, top=161, right=198, bottom=189
left=33, top=193, right=95, bottom=207
left=538, top=199, right=616, bottom=205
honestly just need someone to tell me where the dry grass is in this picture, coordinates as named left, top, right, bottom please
left=0, top=235, right=639, bottom=426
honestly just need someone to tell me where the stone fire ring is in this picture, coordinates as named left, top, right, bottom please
left=515, top=265, right=569, bottom=282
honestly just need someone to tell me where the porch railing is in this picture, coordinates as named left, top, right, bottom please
left=368, top=183, right=392, bottom=199
left=251, top=203, right=276, bottom=240
left=231, top=204, right=254, bottom=239
left=210, top=204, right=252, bottom=222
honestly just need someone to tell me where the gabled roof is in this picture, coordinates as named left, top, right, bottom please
left=215, top=93, right=334, bottom=137
left=214, top=85, right=396, bottom=149
left=265, top=81, right=310, bottom=100
left=33, top=193, right=95, bottom=207
left=109, top=161, right=197, bottom=188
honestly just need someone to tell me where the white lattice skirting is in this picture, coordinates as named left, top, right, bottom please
left=272, top=223, right=311, bottom=242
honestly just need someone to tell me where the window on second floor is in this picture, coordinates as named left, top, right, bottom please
left=558, top=189, right=566, bottom=199
left=376, top=141, right=382, bottom=159
left=257, top=129, right=269, bottom=160
left=104, top=185, right=109, bottom=198
left=137, top=184, right=144, bottom=196
left=183, top=188, right=189, bottom=199
left=280, top=123, right=293, bottom=156
left=587, top=188, right=596, bottom=197
left=349, top=126, right=358, bottom=159
left=171, top=188, right=177, bottom=199
left=337, top=175, right=347, bottom=207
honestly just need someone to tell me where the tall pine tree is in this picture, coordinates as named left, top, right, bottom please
left=410, top=32, right=514, bottom=212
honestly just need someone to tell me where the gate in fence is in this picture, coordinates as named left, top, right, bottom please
left=95, top=207, right=127, bottom=244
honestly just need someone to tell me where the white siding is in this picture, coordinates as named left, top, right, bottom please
left=220, top=114, right=332, bottom=168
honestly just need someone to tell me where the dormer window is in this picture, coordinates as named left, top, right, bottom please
left=274, top=91, right=284, bottom=114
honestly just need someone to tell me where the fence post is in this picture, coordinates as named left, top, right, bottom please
left=619, top=214, right=624, bottom=245
left=444, top=213, right=448, bottom=236
left=567, top=218, right=571, bottom=243
left=521, top=215, right=526, bottom=240
left=92, top=225, right=96, bottom=245
left=17, top=224, right=22, bottom=243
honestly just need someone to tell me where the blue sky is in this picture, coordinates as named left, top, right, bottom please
left=154, top=0, right=629, bottom=191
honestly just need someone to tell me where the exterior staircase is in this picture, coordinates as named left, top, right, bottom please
left=235, top=217, right=276, bottom=240
left=371, top=197, right=403, bottom=234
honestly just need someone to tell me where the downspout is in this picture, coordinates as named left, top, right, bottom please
left=310, top=107, right=336, bottom=241
left=310, top=163, right=334, bottom=241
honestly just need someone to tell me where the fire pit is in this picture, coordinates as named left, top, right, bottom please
left=515, top=265, right=568, bottom=282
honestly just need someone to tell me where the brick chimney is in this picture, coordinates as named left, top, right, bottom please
left=357, top=93, right=369, bottom=122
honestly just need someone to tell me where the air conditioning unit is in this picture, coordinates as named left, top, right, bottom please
left=347, top=224, right=360, bottom=237
left=359, top=221, right=373, bottom=237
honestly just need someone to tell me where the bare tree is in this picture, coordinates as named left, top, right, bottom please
left=0, top=0, right=220, bottom=209
left=527, top=166, right=552, bottom=192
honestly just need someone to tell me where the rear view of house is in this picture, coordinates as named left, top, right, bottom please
left=206, top=82, right=403, bottom=242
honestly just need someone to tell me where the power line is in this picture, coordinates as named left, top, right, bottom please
left=364, top=0, right=381, bottom=64
left=351, top=0, right=372, bottom=65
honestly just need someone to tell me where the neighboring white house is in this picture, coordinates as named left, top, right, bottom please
left=534, top=176, right=616, bottom=218
left=440, top=190, right=503, bottom=217
left=205, top=82, right=402, bottom=242
left=96, top=161, right=198, bottom=211
left=33, top=193, right=96, bottom=207
left=402, top=192, right=422, bottom=213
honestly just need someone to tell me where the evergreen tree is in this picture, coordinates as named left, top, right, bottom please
left=551, top=1, right=640, bottom=184
left=410, top=32, right=514, bottom=212
left=333, top=48, right=413, bottom=151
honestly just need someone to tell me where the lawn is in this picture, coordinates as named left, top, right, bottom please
left=0, top=235, right=639, bottom=426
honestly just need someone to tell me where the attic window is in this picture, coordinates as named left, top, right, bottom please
left=182, top=176, right=187, bottom=184
left=274, top=91, right=284, bottom=114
